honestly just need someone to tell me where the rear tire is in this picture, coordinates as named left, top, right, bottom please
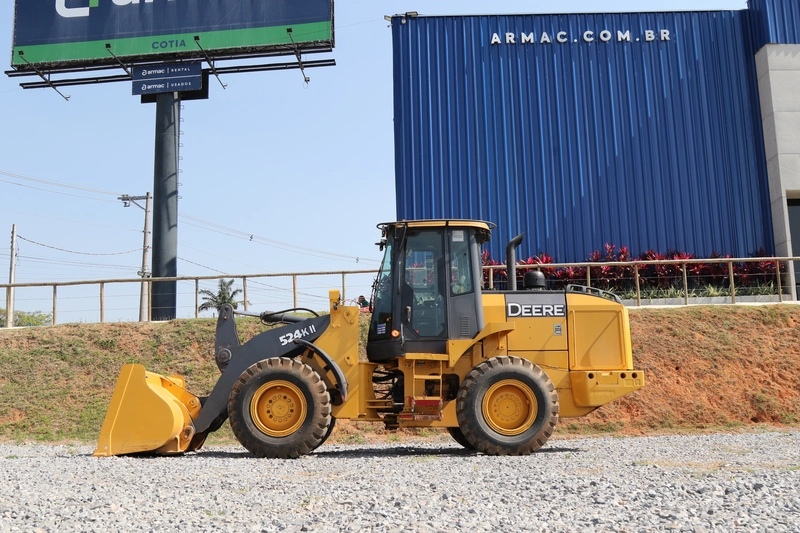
left=229, top=357, right=331, bottom=458
left=310, top=416, right=336, bottom=451
left=456, top=356, right=559, bottom=455
left=447, top=426, right=474, bottom=450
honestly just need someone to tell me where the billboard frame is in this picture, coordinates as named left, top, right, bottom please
left=7, top=0, right=335, bottom=90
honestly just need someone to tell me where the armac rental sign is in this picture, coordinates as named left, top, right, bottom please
left=11, top=0, right=334, bottom=69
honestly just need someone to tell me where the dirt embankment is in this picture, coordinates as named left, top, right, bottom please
left=0, top=306, right=799, bottom=444
left=568, top=305, right=800, bottom=433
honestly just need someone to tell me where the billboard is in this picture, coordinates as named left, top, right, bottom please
left=11, top=0, right=334, bottom=71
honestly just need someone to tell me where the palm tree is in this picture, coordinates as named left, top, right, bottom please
left=198, top=279, right=243, bottom=312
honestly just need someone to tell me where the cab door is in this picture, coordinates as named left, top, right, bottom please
left=447, top=228, right=482, bottom=340
left=399, top=229, right=448, bottom=353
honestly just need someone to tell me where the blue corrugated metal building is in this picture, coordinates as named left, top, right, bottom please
left=391, top=0, right=800, bottom=267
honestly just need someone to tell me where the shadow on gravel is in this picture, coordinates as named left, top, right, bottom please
left=310, top=445, right=583, bottom=459
left=189, top=450, right=255, bottom=459
left=94, top=445, right=583, bottom=460
left=188, top=445, right=583, bottom=459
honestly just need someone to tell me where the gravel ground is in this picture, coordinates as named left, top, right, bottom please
left=0, top=431, right=798, bottom=533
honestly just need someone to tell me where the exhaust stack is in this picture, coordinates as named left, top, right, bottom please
left=506, top=233, right=525, bottom=291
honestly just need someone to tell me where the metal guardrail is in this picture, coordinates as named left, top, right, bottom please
left=485, top=256, right=796, bottom=306
left=1, top=256, right=797, bottom=327
left=1, top=269, right=379, bottom=326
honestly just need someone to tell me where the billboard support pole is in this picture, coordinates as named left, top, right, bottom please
left=15, top=52, right=70, bottom=101
left=287, top=29, right=311, bottom=85
left=193, top=37, right=227, bottom=89
left=103, top=43, right=131, bottom=76
left=151, top=91, right=180, bottom=321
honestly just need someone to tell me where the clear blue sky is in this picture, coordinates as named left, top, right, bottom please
left=0, top=0, right=747, bottom=322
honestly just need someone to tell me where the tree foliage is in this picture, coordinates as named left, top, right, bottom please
left=0, top=308, right=53, bottom=327
left=198, top=279, right=243, bottom=312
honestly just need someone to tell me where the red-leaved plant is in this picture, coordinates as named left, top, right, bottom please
left=482, top=245, right=784, bottom=294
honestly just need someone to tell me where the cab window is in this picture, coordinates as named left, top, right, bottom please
left=401, top=230, right=446, bottom=337
left=368, top=239, right=393, bottom=341
left=450, top=230, right=473, bottom=295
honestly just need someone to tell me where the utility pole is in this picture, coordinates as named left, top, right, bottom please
left=6, top=224, right=16, bottom=328
left=119, top=193, right=152, bottom=322
left=140, top=193, right=152, bottom=321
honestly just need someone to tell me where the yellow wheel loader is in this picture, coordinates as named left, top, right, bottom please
left=94, top=220, right=645, bottom=458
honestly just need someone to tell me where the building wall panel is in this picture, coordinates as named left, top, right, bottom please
left=750, top=0, right=800, bottom=48
left=392, top=10, right=773, bottom=263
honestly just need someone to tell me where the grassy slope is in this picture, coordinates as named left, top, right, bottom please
left=1, top=306, right=799, bottom=445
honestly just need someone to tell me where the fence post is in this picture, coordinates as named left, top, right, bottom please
left=776, top=260, right=783, bottom=303
left=293, top=275, right=298, bottom=309
left=682, top=263, right=688, bottom=305
left=489, top=267, right=494, bottom=290
left=100, top=282, right=105, bottom=323
left=3, top=286, right=9, bottom=329
left=728, top=261, right=736, bottom=304
left=341, top=273, right=347, bottom=303
left=3, top=287, right=8, bottom=328
left=586, top=265, right=591, bottom=287
left=634, top=264, right=641, bottom=306
left=243, top=277, right=248, bottom=312
left=148, top=280, right=152, bottom=322
left=194, top=279, right=199, bottom=319
left=52, top=285, right=57, bottom=326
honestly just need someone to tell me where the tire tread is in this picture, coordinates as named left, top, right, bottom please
left=456, top=356, right=559, bottom=456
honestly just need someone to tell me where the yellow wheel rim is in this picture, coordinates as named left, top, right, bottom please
left=481, top=379, right=537, bottom=436
left=250, top=380, right=307, bottom=437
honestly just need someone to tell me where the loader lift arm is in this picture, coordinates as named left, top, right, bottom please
left=192, top=305, right=332, bottom=434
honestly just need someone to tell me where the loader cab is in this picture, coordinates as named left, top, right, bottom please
left=367, top=220, right=492, bottom=362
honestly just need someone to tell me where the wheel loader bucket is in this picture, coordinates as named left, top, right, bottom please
left=93, top=364, right=201, bottom=457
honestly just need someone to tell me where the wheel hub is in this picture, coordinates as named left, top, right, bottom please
left=482, top=379, right=537, bottom=436
left=250, top=380, right=307, bottom=437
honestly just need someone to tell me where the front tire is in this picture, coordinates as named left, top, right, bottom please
left=229, top=357, right=331, bottom=458
left=456, top=356, right=559, bottom=455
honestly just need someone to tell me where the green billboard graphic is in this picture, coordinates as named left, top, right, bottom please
left=11, top=0, right=334, bottom=69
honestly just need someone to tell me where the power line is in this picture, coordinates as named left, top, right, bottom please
left=180, top=219, right=355, bottom=264
left=183, top=212, right=375, bottom=261
left=180, top=220, right=359, bottom=264
left=0, top=169, right=122, bottom=196
left=181, top=243, right=273, bottom=273
left=0, top=207, right=139, bottom=232
left=178, top=256, right=327, bottom=300
left=12, top=292, right=141, bottom=302
left=0, top=178, right=119, bottom=203
left=17, top=254, right=137, bottom=269
left=336, top=18, right=385, bottom=30
left=0, top=171, right=377, bottom=265
left=179, top=256, right=229, bottom=275
left=180, top=213, right=379, bottom=265
left=17, top=236, right=140, bottom=256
